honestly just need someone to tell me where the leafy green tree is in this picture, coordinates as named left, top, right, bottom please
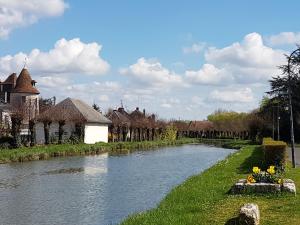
left=265, top=47, right=300, bottom=142
left=207, top=109, right=249, bottom=132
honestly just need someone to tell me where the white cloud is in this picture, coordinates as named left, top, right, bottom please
left=186, top=32, right=286, bottom=86
left=43, top=81, right=120, bottom=107
left=98, top=95, right=109, bottom=102
left=182, top=42, right=206, bottom=54
left=37, top=76, right=69, bottom=88
left=160, top=103, right=172, bottom=108
left=191, top=96, right=207, bottom=107
left=0, top=38, right=110, bottom=76
left=185, top=63, right=232, bottom=85
left=205, top=33, right=285, bottom=68
left=0, top=0, right=68, bottom=38
left=120, top=57, right=184, bottom=88
left=210, top=87, right=254, bottom=103
left=266, top=32, right=300, bottom=46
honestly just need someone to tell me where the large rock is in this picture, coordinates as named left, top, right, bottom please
left=239, top=203, right=260, bottom=225
left=282, top=179, right=296, bottom=194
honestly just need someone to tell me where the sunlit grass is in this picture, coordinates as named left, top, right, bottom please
left=121, top=145, right=300, bottom=225
left=0, top=138, right=198, bottom=163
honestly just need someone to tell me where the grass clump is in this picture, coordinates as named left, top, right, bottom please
left=121, top=145, right=300, bottom=225
left=0, top=138, right=198, bottom=164
left=198, top=138, right=255, bottom=149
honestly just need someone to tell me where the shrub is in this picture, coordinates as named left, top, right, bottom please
left=161, top=125, right=177, bottom=141
left=67, top=133, right=81, bottom=144
left=262, top=137, right=287, bottom=170
left=0, top=136, right=13, bottom=149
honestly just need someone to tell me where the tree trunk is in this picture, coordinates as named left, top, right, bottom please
left=58, top=120, right=66, bottom=144
left=138, top=128, right=141, bottom=142
left=29, top=120, right=35, bottom=146
left=11, top=116, right=22, bottom=148
left=43, top=121, right=51, bottom=145
left=129, top=127, right=133, bottom=142
left=75, top=123, right=84, bottom=142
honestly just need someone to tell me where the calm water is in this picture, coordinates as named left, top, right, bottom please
left=0, top=144, right=235, bottom=225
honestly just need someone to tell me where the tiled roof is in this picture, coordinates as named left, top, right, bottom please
left=3, top=73, right=17, bottom=86
left=38, top=98, right=111, bottom=124
left=188, top=121, right=214, bottom=131
left=12, top=69, right=39, bottom=94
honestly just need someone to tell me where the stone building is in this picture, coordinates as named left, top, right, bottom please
left=0, top=68, right=39, bottom=132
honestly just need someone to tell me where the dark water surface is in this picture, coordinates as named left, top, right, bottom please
left=0, top=144, right=235, bottom=225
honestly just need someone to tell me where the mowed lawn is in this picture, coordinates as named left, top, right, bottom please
left=121, top=145, right=300, bottom=225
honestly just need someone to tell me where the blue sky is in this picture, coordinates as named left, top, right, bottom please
left=0, top=0, right=299, bottom=120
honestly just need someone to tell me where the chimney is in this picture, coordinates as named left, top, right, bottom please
left=136, top=107, right=139, bottom=111
left=143, top=109, right=146, bottom=116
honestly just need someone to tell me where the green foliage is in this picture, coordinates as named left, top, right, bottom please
left=198, top=138, right=255, bottom=149
left=207, top=109, right=250, bottom=132
left=207, top=109, right=248, bottom=122
left=67, top=133, right=81, bottom=144
left=266, top=47, right=300, bottom=142
left=161, top=125, right=177, bottom=141
left=262, top=137, right=287, bottom=170
left=0, top=138, right=198, bottom=163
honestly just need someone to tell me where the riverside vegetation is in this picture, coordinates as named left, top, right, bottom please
left=121, top=144, right=300, bottom=225
left=0, top=138, right=200, bottom=164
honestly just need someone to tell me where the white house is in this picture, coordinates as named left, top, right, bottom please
left=35, top=98, right=111, bottom=144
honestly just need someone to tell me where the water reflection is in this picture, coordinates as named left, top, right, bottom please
left=0, top=144, right=235, bottom=225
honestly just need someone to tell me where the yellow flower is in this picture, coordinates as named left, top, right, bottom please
left=278, top=179, right=282, bottom=184
left=247, top=175, right=256, bottom=183
left=267, top=166, right=275, bottom=175
left=252, top=167, right=260, bottom=174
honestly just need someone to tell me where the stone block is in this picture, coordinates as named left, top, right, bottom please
left=239, top=203, right=260, bottom=225
left=282, top=179, right=296, bottom=194
left=231, top=179, right=296, bottom=194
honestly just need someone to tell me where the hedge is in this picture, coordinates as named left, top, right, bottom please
left=262, top=137, right=287, bottom=170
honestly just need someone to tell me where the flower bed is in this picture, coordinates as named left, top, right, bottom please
left=231, top=166, right=296, bottom=194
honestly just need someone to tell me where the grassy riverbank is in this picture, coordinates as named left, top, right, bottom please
left=198, top=138, right=254, bottom=149
left=0, top=138, right=199, bottom=164
left=121, top=145, right=300, bottom=225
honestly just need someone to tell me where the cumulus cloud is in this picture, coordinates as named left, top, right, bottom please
left=266, top=32, right=300, bottom=47
left=210, top=87, right=254, bottom=103
left=185, top=63, right=232, bottom=85
left=0, top=38, right=110, bottom=76
left=37, top=76, right=69, bottom=88
left=0, top=0, right=68, bottom=38
left=47, top=81, right=120, bottom=105
left=120, top=57, right=184, bottom=88
left=182, top=42, right=206, bottom=54
left=186, top=32, right=286, bottom=86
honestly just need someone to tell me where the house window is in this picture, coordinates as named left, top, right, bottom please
left=22, top=96, right=26, bottom=103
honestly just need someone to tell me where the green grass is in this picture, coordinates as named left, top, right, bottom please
left=198, top=138, right=255, bottom=149
left=0, top=138, right=199, bottom=164
left=121, top=145, right=300, bottom=225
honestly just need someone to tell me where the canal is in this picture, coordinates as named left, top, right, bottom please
left=0, top=144, right=235, bottom=225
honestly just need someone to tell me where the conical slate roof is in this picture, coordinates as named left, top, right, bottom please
left=38, top=98, right=111, bottom=124
left=13, top=68, right=39, bottom=94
